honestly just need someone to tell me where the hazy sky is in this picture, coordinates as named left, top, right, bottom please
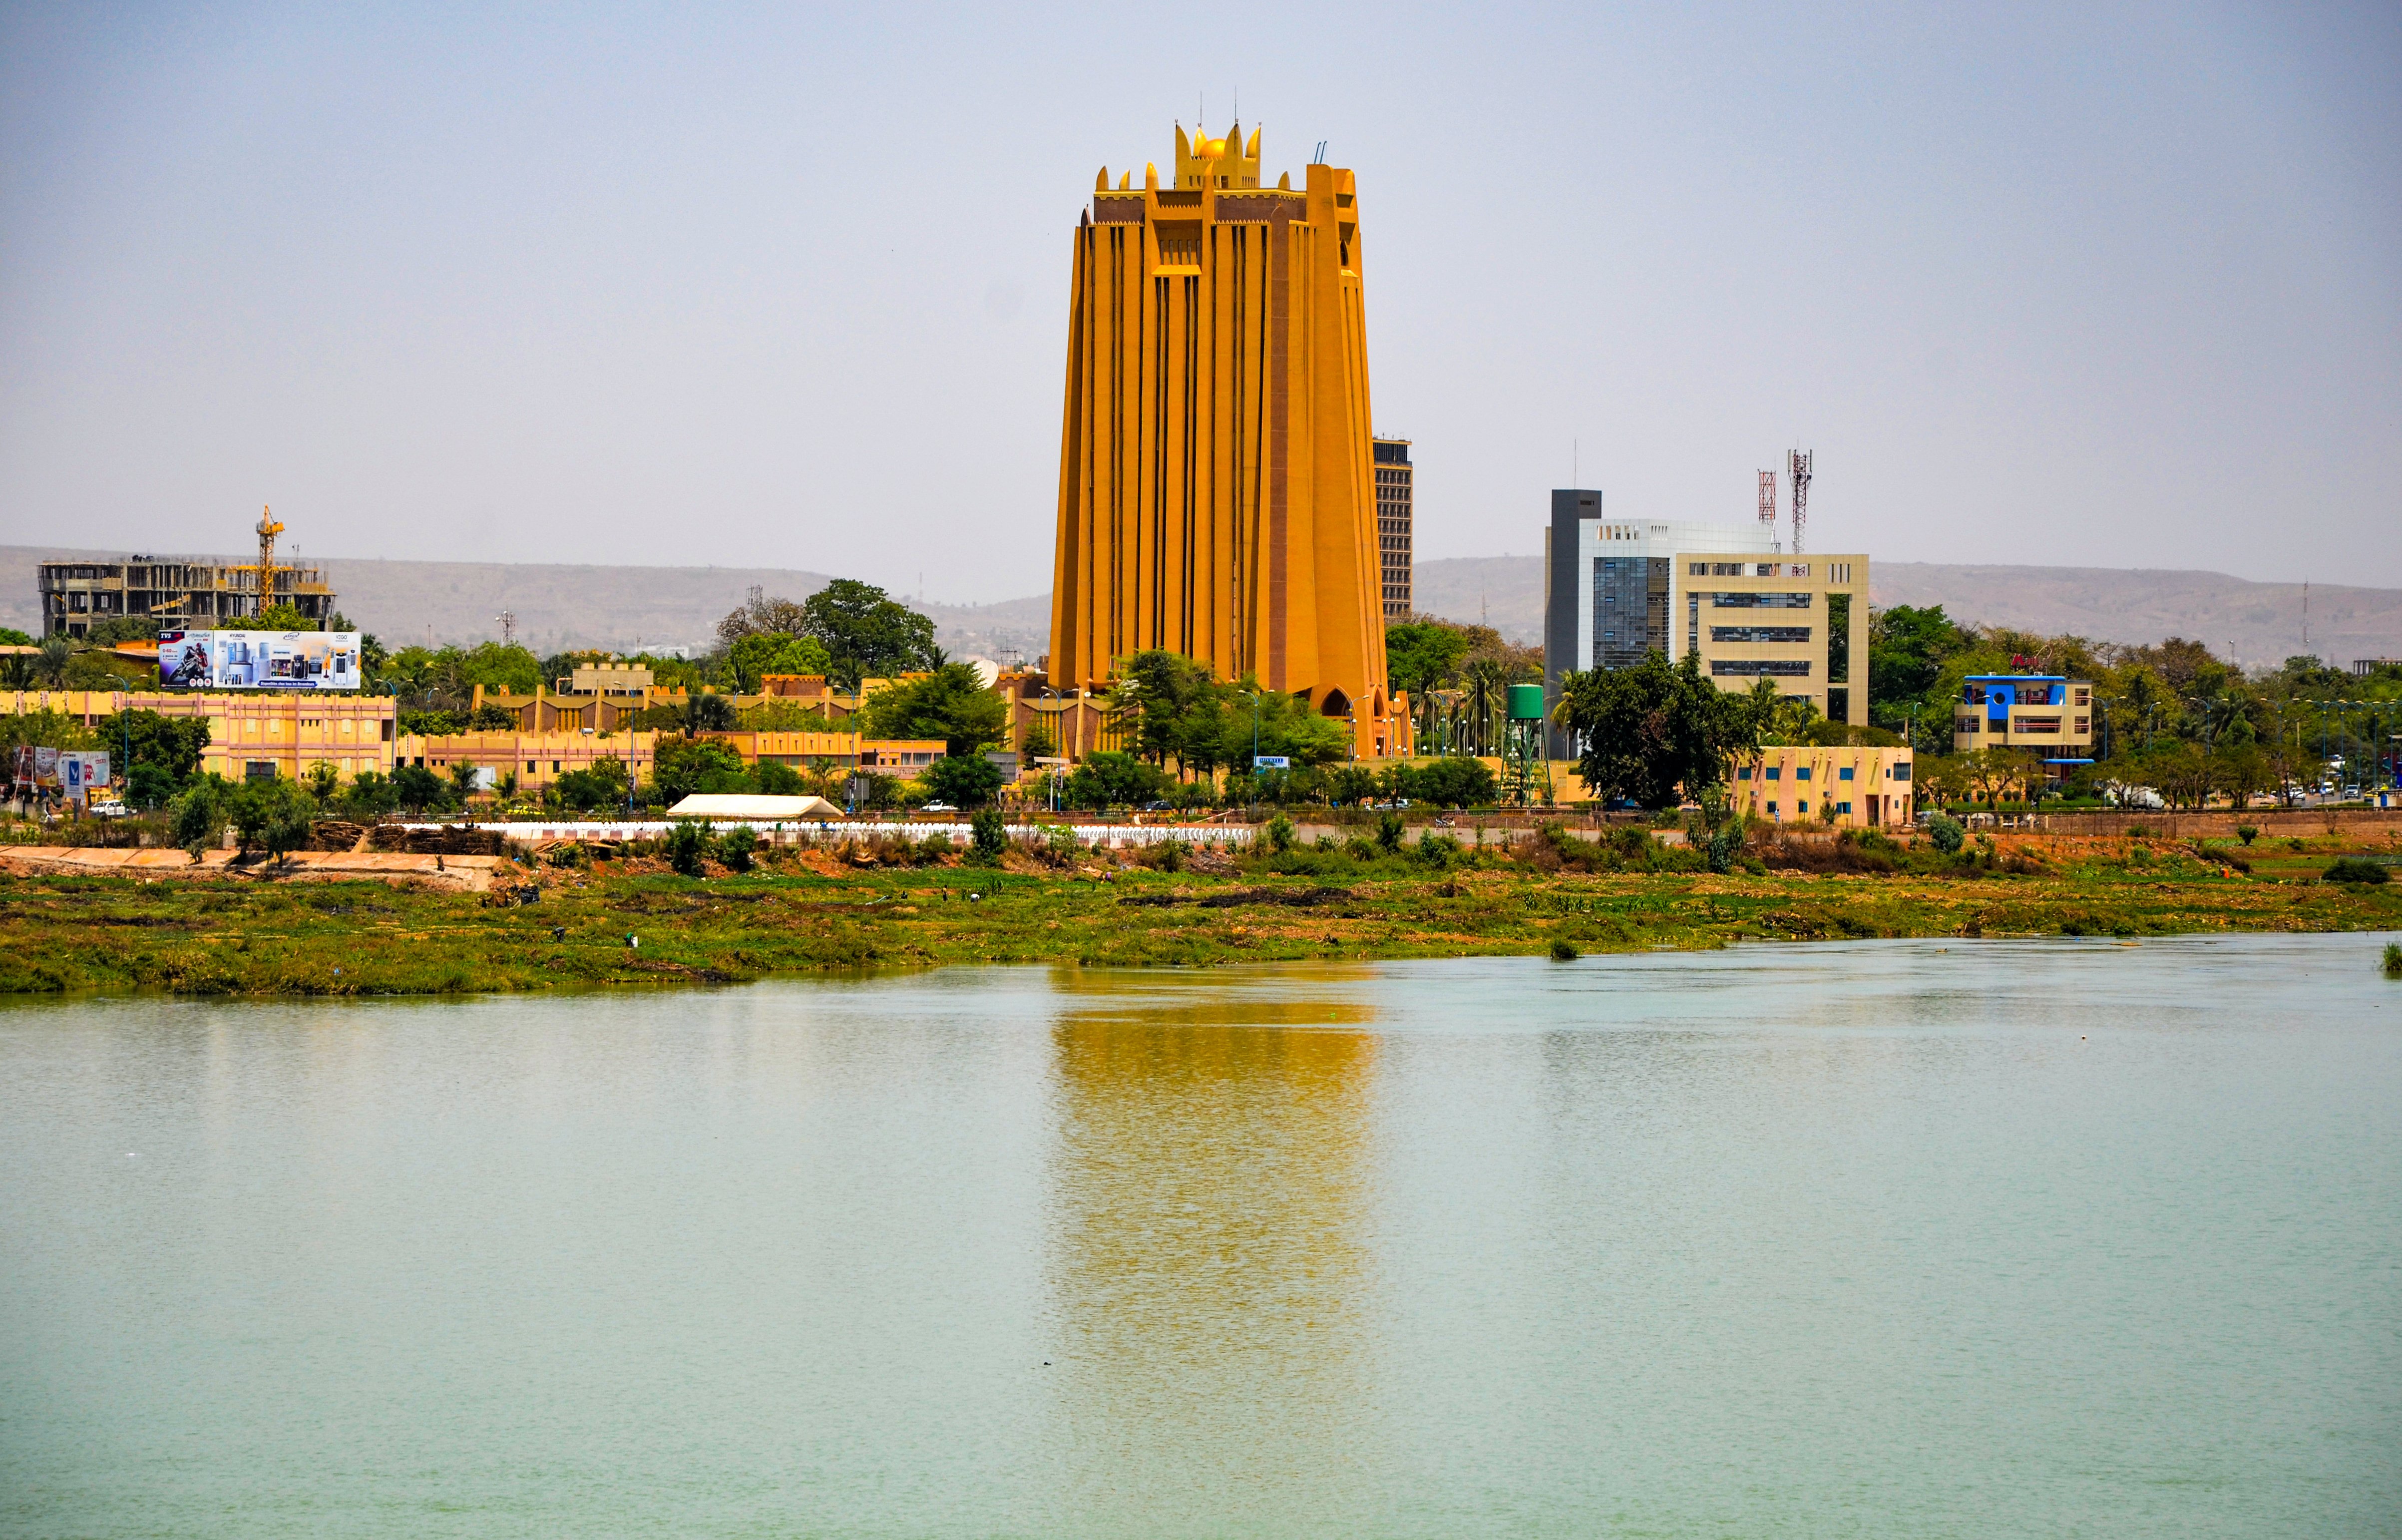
left=4, top=3, right=2397, bottom=601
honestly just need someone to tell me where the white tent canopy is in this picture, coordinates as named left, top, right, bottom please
left=665, top=793, right=845, bottom=820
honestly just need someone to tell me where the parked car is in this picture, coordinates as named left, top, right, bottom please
left=1140, top=800, right=1175, bottom=812
left=86, top=798, right=131, bottom=818
left=918, top=801, right=957, bottom=814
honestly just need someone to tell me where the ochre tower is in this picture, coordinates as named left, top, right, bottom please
left=1047, top=122, right=1405, bottom=757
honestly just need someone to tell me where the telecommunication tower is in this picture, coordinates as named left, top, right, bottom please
left=1757, top=470, right=1776, bottom=534
left=495, top=610, right=517, bottom=646
left=1786, top=449, right=1813, bottom=553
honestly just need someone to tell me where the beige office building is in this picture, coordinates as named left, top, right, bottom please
left=1679, top=554, right=1869, bottom=727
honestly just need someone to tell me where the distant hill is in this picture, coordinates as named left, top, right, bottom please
left=5, top=545, right=2393, bottom=674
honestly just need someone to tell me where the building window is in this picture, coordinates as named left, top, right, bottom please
left=1765, top=767, right=1780, bottom=780
left=1795, top=767, right=1811, bottom=780
left=1711, top=659, right=1811, bottom=677
left=1766, top=801, right=1778, bottom=814
left=1892, top=763, right=1912, bottom=781
left=1736, top=766, right=1751, bottom=780
left=2074, top=718, right=2089, bottom=735
left=1838, top=766, right=1854, bottom=780
left=1711, top=592, right=1812, bottom=609
left=1798, top=800, right=1809, bottom=814
left=1837, top=801, right=1852, bottom=815
left=1709, top=626, right=1811, bottom=644
left=1957, top=716, right=1980, bottom=733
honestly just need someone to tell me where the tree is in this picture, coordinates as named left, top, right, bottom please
left=797, top=579, right=939, bottom=689
left=727, top=631, right=834, bottom=693
left=1021, top=720, right=1059, bottom=759
left=1384, top=621, right=1474, bottom=701
left=342, top=771, right=400, bottom=818
left=251, top=602, right=314, bottom=631
left=754, top=760, right=806, bottom=795
left=1063, top=751, right=1165, bottom=809
left=1867, top=604, right=1973, bottom=735
left=171, top=776, right=230, bottom=855
left=99, top=710, right=210, bottom=808
left=1193, top=679, right=1349, bottom=772
left=685, top=693, right=740, bottom=733
left=667, top=819, right=711, bottom=877
left=923, top=753, right=1005, bottom=808
left=1106, top=651, right=1222, bottom=768
left=231, top=778, right=315, bottom=861
left=969, top=805, right=1008, bottom=863
left=653, top=737, right=750, bottom=800
left=716, top=588, right=812, bottom=650
left=552, top=757, right=630, bottom=810
left=859, top=663, right=1008, bottom=757
left=391, top=764, right=450, bottom=811
left=1556, top=651, right=1760, bottom=810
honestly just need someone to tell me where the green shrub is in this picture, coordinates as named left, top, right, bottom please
left=1046, top=823, right=1083, bottom=863
left=1416, top=832, right=1462, bottom=868
left=230, top=778, right=314, bottom=861
left=2384, top=942, right=2402, bottom=979
left=969, top=805, right=1008, bottom=863
left=1156, top=837, right=1188, bottom=872
left=1375, top=812, right=1404, bottom=855
left=2236, top=825, right=2258, bottom=845
left=171, top=776, right=229, bottom=856
left=2325, top=857, right=2388, bottom=885
left=1705, top=821, right=1742, bottom=874
left=1926, top=812, right=1966, bottom=854
left=1550, top=940, right=1579, bottom=961
left=1266, top=814, right=1296, bottom=854
left=666, top=819, right=711, bottom=877
left=718, top=825, right=758, bottom=873
left=925, top=753, right=1006, bottom=809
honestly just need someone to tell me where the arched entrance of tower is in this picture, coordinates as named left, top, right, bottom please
left=1319, top=689, right=1351, bottom=719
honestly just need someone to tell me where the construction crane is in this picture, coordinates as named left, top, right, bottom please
left=1786, top=450, right=1812, bottom=553
left=252, top=504, right=286, bottom=617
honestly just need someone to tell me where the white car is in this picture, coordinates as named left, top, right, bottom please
left=86, top=798, right=131, bottom=818
left=918, top=802, right=958, bottom=813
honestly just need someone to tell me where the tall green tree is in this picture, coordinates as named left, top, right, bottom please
left=726, top=632, right=834, bottom=693
left=797, top=579, right=940, bottom=689
left=858, top=663, right=1008, bottom=757
left=1106, top=651, right=1222, bottom=768
left=1556, top=651, right=1761, bottom=810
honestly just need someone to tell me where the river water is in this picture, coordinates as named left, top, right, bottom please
left=2, top=934, right=2397, bottom=1537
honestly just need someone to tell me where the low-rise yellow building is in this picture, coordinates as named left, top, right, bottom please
left=1731, top=743, right=1915, bottom=829
left=2, top=688, right=398, bottom=783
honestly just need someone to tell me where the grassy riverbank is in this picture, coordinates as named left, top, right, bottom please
left=5, top=834, right=2400, bottom=996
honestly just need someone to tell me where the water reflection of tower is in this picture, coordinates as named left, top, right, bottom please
left=1039, top=968, right=1387, bottom=1521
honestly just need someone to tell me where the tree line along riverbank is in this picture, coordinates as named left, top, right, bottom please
left=2, top=822, right=2398, bottom=996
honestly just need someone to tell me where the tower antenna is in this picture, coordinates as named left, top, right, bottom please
left=1786, top=449, right=1813, bottom=554
left=1757, top=469, right=1776, bottom=533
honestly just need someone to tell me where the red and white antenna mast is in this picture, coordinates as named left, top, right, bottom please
left=1786, top=449, right=1812, bottom=554
left=1757, top=469, right=1776, bottom=538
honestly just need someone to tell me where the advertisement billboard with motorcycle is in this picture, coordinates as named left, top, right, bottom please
left=158, top=630, right=361, bottom=691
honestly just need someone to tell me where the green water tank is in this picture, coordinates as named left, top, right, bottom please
left=1507, top=684, right=1547, bottom=722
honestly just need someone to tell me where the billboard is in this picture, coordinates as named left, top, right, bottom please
left=9, top=747, right=108, bottom=802
left=159, top=630, right=361, bottom=691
